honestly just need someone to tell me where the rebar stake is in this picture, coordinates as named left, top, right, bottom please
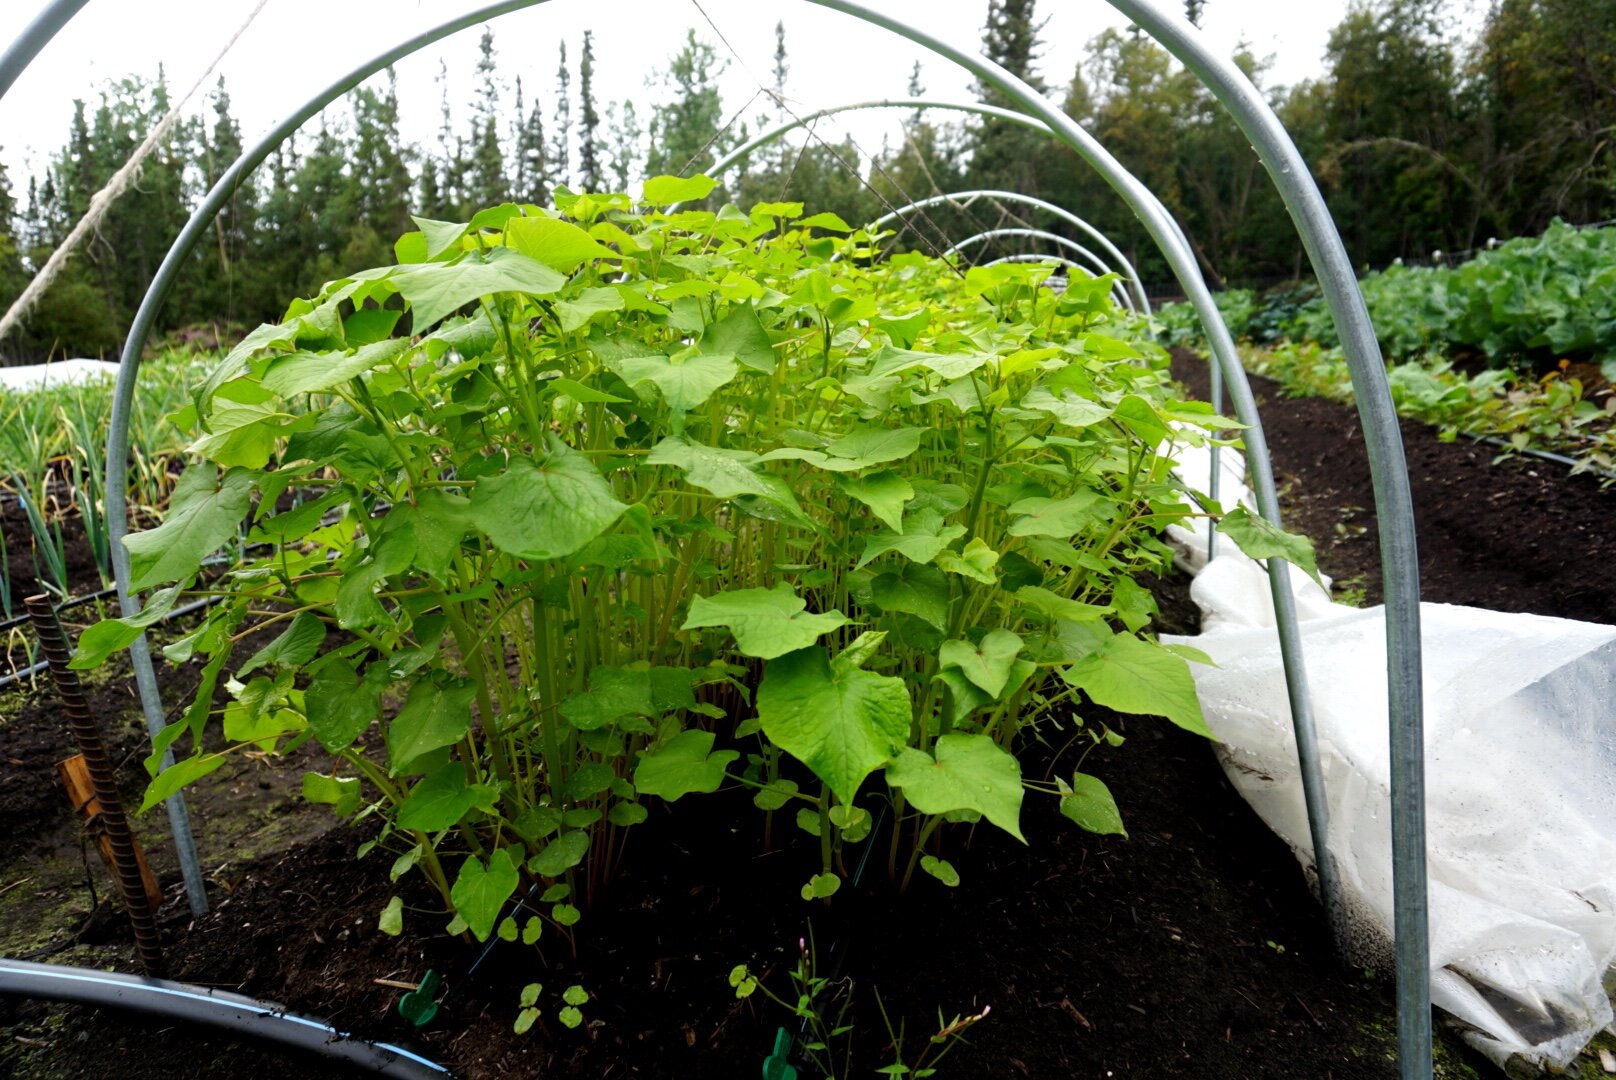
left=25, top=594, right=166, bottom=976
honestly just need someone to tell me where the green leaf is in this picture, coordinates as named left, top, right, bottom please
left=633, top=729, right=739, bottom=801
left=237, top=611, right=325, bottom=677
left=504, top=215, right=616, bottom=272
left=124, top=466, right=254, bottom=591
left=393, top=247, right=566, bottom=331
left=870, top=563, right=951, bottom=630
left=701, top=304, right=776, bottom=372
left=1218, top=506, right=1324, bottom=586
left=935, top=537, right=999, bottom=584
left=613, top=351, right=738, bottom=414
left=642, top=174, right=717, bottom=205
left=919, top=855, right=960, bottom=887
left=301, top=772, right=361, bottom=817
left=683, top=583, right=849, bottom=660
left=553, top=286, right=626, bottom=333
left=388, top=678, right=477, bottom=775
left=1007, top=490, right=1101, bottom=538
left=559, top=664, right=697, bottom=730
left=1014, top=585, right=1112, bottom=624
left=885, top=734, right=1025, bottom=842
left=408, top=490, right=473, bottom=582
left=1060, top=632, right=1213, bottom=738
left=470, top=438, right=627, bottom=561
left=305, top=658, right=386, bottom=752
left=856, top=509, right=966, bottom=569
left=528, top=831, right=590, bottom=877
left=558, top=1006, right=583, bottom=1029
left=1060, top=772, right=1127, bottom=837
left=1114, top=395, right=1169, bottom=447
left=824, top=425, right=926, bottom=466
left=451, top=847, right=520, bottom=942
left=937, top=629, right=1024, bottom=698
left=797, top=212, right=852, bottom=232
left=757, top=646, right=911, bottom=807
left=396, top=763, right=500, bottom=832
left=1022, top=386, right=1114, bottom=428
left=837, top=470, right=914, bottom=533
left=259, top=338, right=411, bottom=399
left=801, top=872, right=842, bottom=900
left=140, top=754, right=225, bottom=812
left=412, top=215, right=470, bottom=259
left=648, top=437, right=770, bottom=499
left=70, top=584, right=184, bottom=669
left=379, top=896, right=404, bottom=936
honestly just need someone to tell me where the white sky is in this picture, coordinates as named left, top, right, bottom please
left=0, top=0, right=1477, bottom=192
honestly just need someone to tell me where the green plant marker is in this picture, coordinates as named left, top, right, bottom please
left=398, top=969, right=443, bottom=1029
left=762, top=1027, right=798, bottom=1080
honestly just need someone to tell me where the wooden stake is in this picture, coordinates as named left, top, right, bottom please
left=56, top=754, right=163, bottom=913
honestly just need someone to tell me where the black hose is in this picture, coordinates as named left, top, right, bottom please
left=1457, top=430, right=1616, bottom=482
left=0, top=958, right=452, bottom=1079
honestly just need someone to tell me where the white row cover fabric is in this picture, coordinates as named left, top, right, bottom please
left=0, top=358, right=119, bottom=392
left=1166, top=441, right=1616, bottom=1070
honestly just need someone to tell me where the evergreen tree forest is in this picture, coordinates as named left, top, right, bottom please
left=0, top=0, right=1611, bottom=361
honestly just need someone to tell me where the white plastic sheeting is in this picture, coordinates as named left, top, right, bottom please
left=0, top=358, right=118, bottom=392
left=1165, top=442, right=1616, bottom=1070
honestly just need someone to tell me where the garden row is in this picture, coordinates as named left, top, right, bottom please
left=62, top=176, right=1317, bottom=1053
left=1156, top=220, right=1616, bottom=479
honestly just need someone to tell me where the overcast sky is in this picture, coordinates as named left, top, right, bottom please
left=0, top=0, right=1479, bottom=193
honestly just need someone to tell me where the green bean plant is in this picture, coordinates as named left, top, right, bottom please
left=75, top=177, right=1312, bottom=945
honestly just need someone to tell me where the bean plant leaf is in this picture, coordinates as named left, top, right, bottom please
left=69, top=584, right=184, bottom=669
left=1007, top=490, right=1101, bottom=538
left=642, top=174, right=717, bottom=205
left=396, top=762, right=501, bottom=832
left=470, top=438, right=627, bottom=560
left=1060, top=632, right=1213, bottom=738
left=885, top=734, right=1026, bottom=842
left=388, top=678, right=478, bottom=775
left=504, top=215, right=616, bottom=272
left=614, top=351, right=738, bottom=415
left=528, top=831, right=590, bottom=877
left=856, top=509, right=966, bottom=570
left=756, top=645, right=911, bottom=807
left=1060, top=772, right=1127, bottom=837
left=920, top=855, right=960, bottom=887
left=682, top=583, right=850, bottom=660
left=378, top=896, right=404, bottom=936
left=1218, top=506, right=1324, bottom=586
left=259, top=338, right=411, bottom=399
left=553, top=287, right=625, bottom=333
left=237, top=611, right=325, bottom=677
left=934, top=537, right=999, bottom=584
left=301, top=772, right=361, bottom=818
left=1021, top=386, right=1113, bottom=428
left=393, top=247, right=566, bottom=330
left=451, top=847, right=520, bottom=942
left=938, top=629, right=1025, bottom=698
left=633, top=729, right=739, bottom=801
left=824, top=425, right=927, bottom=466
left=700, top=304, right=776, bottom=372
left=305, top=658, right=386, bottom=752
left=838, top=470, right=915, bottom=533
left=125, top=466, right=254, bottom=591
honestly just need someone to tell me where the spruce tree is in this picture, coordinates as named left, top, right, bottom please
left=577, top=32, right=603, bottom=193
left=606, top=100, right=642, bottom=192
left=550, top=42, right=572, bottom=191
left=514, top=77, right=549, bottom=205
left=968, top=0, right=1049, bottom=195
left=647, top=31, right=728, bottom=178
left=465, top=28, right=506, bottom=209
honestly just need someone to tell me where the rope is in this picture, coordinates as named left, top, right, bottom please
left=0, top=0, right=271, bottom=346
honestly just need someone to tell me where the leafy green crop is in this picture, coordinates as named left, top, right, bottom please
left=78, top=179, right=1313, bottom=940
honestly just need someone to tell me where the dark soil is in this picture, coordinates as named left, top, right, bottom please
left=1172, top=349, right=1616, bottom=625
left=22, top=358, right=1605, bottom=1078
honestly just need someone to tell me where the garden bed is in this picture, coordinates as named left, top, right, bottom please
left=20, top=347, right=1611, bottom=1074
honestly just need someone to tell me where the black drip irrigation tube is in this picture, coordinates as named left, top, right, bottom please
left=0, top=958, right=452, bottom=1078
left=1458, top=430, right=1616, bottom=483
